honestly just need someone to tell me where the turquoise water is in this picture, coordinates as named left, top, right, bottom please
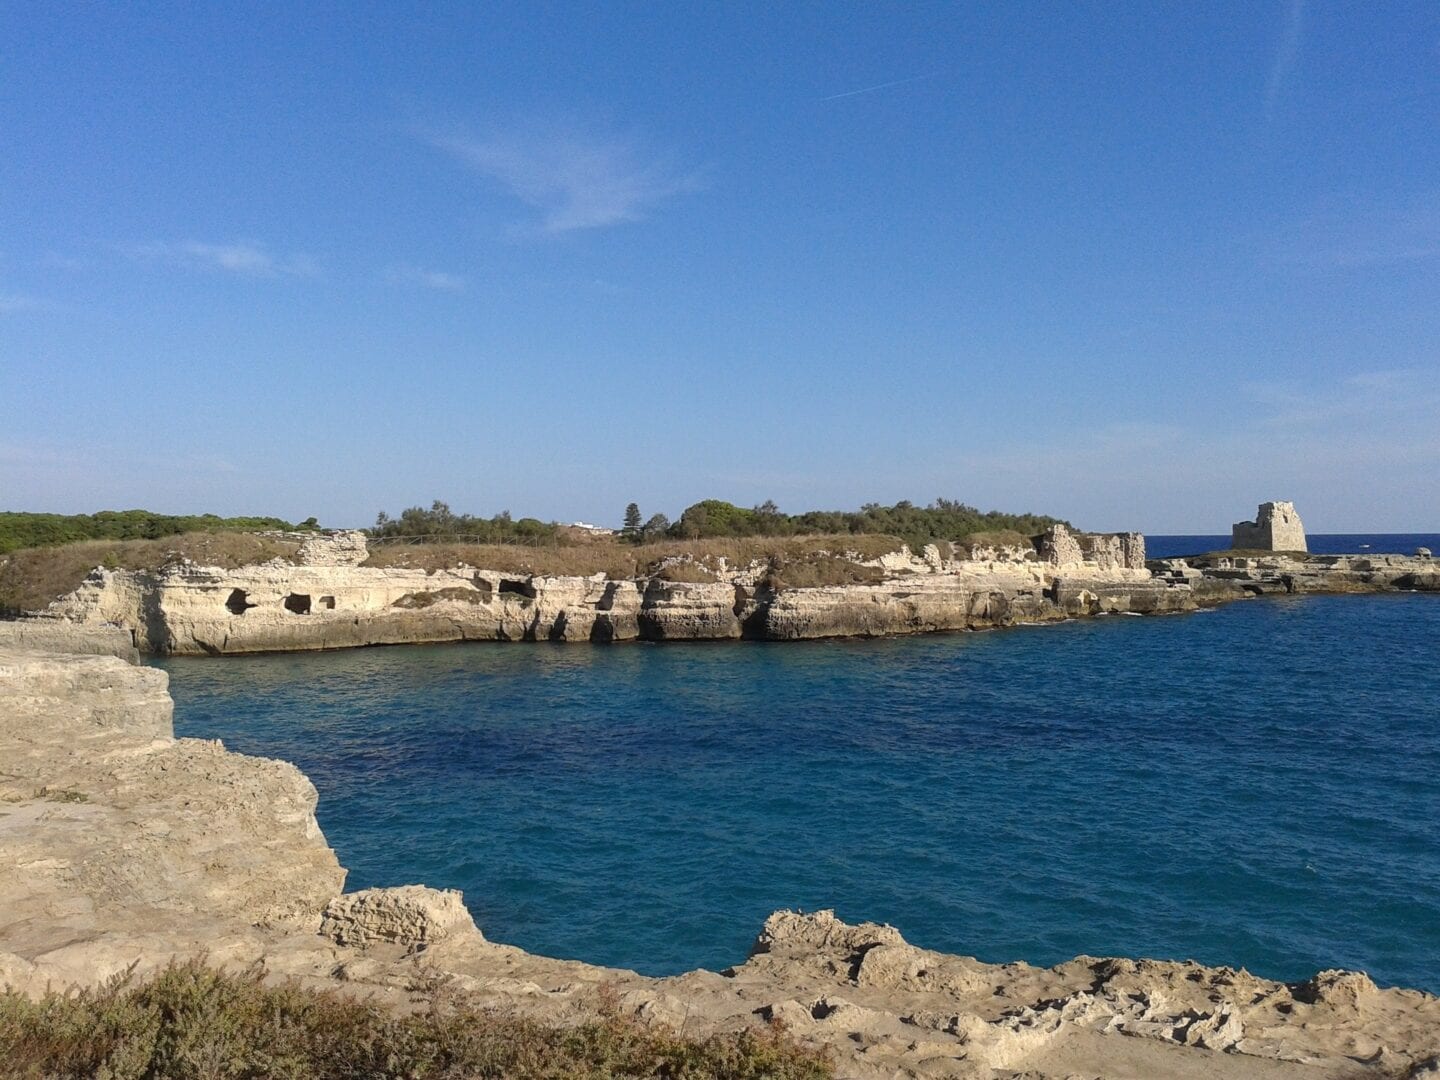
left=160, top=593, right=1440, bottom=991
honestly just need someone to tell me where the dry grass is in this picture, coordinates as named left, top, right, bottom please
left=364, top=534, right=909, bottom=580
left=0, top=531, right=916, bottom=614
left=764, top=559, right=890, bottom=590
left=0, top=533, right=302, bottom=615
left=364, top=542, right=643, bottom=579
left=654, top=561, right=719, bottom=583
left=0, top=960, right=832, bottom=1080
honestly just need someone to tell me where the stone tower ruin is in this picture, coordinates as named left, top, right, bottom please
left=1231, top=501, right=1307, bottom=552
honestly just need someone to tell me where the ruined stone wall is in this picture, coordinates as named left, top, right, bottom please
left=1038, top=525, right=1147, bottom=570
left=1232, top=501, right=1307, bottom=552
left=296, top=530, right=369, bottom=566
left=1037, top=524, right=1084, bottom=567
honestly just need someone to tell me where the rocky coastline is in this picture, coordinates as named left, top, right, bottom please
left=10, top=526, right=1435, bottom=656
left=0, top=631, right=1436, bottom=1077
left=2, top=631, right=1438, bottom=1077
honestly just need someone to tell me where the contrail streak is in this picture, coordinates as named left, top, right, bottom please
left=819, top=72, right=935, bottom=102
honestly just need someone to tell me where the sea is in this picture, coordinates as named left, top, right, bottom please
left=159, top=534, right=1440, bottom=992
left=1145, top=533, right=1438, bottom=558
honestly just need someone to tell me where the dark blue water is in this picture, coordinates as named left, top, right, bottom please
left=1147, top=533, right=1440, bottom=558
left=160, top=593, right=1440, bottom=991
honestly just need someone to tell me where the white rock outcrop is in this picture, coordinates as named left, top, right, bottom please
left=320, top=885, right=480, bottom=948
left=0, top=644, right=345, bottom=992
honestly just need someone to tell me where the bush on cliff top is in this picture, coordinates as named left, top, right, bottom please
left=370, top=501, right=559, bottom=545
left=367, top=498, right=1063, bottom=556
left=0, top=511, right=310, bottom=556
left=0, top=960, right=832, bottom=1080
left=669, top=498, right=1063, bottom=553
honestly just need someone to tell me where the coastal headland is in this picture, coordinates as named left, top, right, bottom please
left=6, top=524, right=1435, bottom=655
left=3, top=632, right=1439, bottom=1078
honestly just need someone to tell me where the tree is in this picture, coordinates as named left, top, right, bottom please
left=677, top=504, right=707, bottom=539
left=754, top=499, right=782, bottom=534
left=623, top=503, right=642, bottom=541
left=641, top=513, right=670, bottom=541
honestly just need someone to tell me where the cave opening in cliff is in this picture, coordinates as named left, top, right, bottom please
left=283, top=593, right=312, bottom=615
left=225, top=589, right=255, bottom=615
left=319, top=595, right=336, bottom=609
left=498, top=579, right=537, bottom=599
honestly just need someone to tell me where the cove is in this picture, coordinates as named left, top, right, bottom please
left=159, top=592, right=1440, bottom=992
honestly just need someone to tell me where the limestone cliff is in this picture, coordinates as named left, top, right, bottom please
left=0, top=644, right=345, bottom=992
left=17, top=526, right=1434, bottom=656
left=3, top=632, right=1439, bottom=1078
left=33, top=526, right=1196, bottom=655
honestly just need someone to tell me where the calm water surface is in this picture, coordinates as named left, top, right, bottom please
left=160, top=593, right=1440, bottom=991
left=1146, top=533, right=1440, bottom=558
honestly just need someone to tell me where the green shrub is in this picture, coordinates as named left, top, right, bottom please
left=369, top=501, right=560, bottom=546
left=0, top=511, right=303, bottom=556
left=667, top=498, right=1063, bottom=551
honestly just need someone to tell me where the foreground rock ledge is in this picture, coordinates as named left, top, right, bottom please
left=3, top=640, right=1438, bottom=1079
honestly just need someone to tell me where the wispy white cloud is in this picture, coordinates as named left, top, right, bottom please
left=1244, top=369, right=1440, bottom=428
left=819, top=72, right=935, bottom=102
left=132, top=240, right=320, bottom=277
left=387, top=263, right=466, bottom=292
left=0, top=293, right=41, bottom=314
left=432, top=122, right=698, bottom=233
left=1264, top=191, right=1440, bottom=270
left=1264, top=0, right=1305, bottom=121
left=41, top=252, right=91, bottom=271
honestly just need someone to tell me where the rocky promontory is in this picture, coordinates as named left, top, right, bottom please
left=14, top=526, right=1197, bottom=655
left=3, top=631, right=1439, bottom=1077
left=8, top=525, right=1433, bottom=656
left=1152, top=551, right=1440, bottom=597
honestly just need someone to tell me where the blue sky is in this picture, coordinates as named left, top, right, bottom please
left=2, top=2, right=1437, bottom=532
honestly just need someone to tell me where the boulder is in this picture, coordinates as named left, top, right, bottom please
left=320, top=885, right=480, bottom=948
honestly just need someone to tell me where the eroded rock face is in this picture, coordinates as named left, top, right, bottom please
left=0, top=619, right=138, bottom=663
left=320, top=885, right=480, bottom=948
left=0, top=648, right=345, bottom=991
